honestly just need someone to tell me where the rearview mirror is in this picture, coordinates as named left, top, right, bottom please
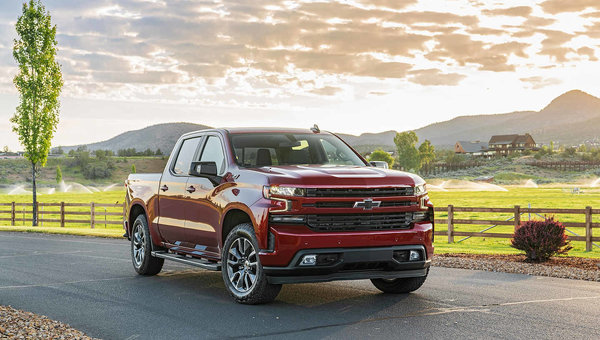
left=189, top=161, right=218, bottom=177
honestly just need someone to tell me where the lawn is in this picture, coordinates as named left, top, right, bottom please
left=428, top=186, right=600, bottom=258
left=0, top=187, right=599, bottom=257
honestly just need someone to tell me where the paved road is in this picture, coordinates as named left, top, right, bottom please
left=0, top=232, right=599, bottom=339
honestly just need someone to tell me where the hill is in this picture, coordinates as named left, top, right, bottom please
left=63, top=122, right=212, bottom=154
left=63, top=90, right=600, bottom=152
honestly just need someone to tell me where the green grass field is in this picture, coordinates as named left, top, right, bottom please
left=0, top=187, right=599, bottom=257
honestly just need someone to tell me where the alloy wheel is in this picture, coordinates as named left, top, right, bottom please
left=132, top=223, right=145, bottom=268
left=226, top=237, right=258, bottom=293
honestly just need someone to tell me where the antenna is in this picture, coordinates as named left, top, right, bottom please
left=310, top=124, right=320, bottom=133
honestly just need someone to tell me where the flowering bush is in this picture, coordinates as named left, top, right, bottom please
left=511, top=217, right=572, bottom=262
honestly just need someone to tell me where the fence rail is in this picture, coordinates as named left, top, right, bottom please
left=525, top=161, right=600, bottom=171
left=434, top=205, right=599, bottom=251
left=0, top=202, right=124, bottom=228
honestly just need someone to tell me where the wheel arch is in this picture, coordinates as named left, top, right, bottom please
left=221, top=207, right=254, bottom=246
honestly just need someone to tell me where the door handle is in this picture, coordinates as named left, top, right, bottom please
left=160, top=185, right=169, bottom=192
left=186, top=186, right=196, bottom=193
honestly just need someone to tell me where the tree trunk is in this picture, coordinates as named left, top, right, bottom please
left=32, top=162, right=37, bottom=226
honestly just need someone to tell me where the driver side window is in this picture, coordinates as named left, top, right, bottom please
left=200, top=136, right=226, bottom=175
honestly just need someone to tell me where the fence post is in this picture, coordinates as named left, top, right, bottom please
left=40, top=204, right=44, bottom=227
left=35, top=201, right=39, bottom=227
left=514, top=205, right=521, bottom=232
left=123, top=202, right=126, bottom=223
left=60, top=202, right=65, bottom=227
left=11, top=202, right=15, bottom=226
left=90, top=202, right=95, bottom=229
left=447, top=205, right=454, bottom=243
left=585, top=206, right=592, bottom=252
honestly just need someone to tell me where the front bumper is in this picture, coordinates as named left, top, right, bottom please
left=263, top=245, right=430, bottom=284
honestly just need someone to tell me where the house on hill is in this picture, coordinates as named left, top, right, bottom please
left=454, top=141, right=492, bottom=157
left=488, top=133, right=536, bottom=155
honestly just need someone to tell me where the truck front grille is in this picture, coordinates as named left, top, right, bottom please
left=303, top=201, right=415, bottom=209
left=306, top=212, right=413, bottom=232
left=305, top=187, right=413, bottom=197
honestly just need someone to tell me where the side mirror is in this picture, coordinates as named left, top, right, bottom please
left=189, top=161, right=218, bottom=177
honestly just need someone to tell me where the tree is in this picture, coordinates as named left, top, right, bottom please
left=131, top=164, right=136, bottom=173
left=394, top=131, right=420, bottom=171
left=155, top=148, right=163, bottom=156
left=418, top=140, right=435, bottom=170
left=11, top=1, right=63, bottom=226
left=55, top=164, right=62, bottom=183
left=94, top=149, right=106, bottom=160
left=2, top=146, right=9, bottom=153
left=368, top=149, right=394, bottom=168
left=55, top=145, right=63, bottom=154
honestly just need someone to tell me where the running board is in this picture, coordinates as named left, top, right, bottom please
left=151, top=251, right=221, bottom=271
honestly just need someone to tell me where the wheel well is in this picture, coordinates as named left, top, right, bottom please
left=222, top=209, right=252, bottom=245
left=129, top=204, right=146, bottom=234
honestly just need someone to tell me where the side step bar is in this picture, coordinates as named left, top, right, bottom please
left=151, top=251, right=221, bottom=271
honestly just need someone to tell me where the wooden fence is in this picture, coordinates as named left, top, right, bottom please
left=434, top=205, right=599, bottom=251
left=525, top=161, right=600, bottom=171
left=0, top=202, right=125, bottom=228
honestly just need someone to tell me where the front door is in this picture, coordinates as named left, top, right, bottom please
left=157, top=136, right=202, bottom=244
left=185, top=135, right=227, bottom=254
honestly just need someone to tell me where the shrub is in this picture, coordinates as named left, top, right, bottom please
left=511, top=217, right=572, bottom=262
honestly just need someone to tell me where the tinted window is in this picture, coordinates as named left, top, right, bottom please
left=200, top=136, right=226, bottom=175
left=230, top=133, right=365, bottom=167
left=173, top=137, right=201, bottom=175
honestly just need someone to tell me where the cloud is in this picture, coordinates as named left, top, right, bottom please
left=577, top=47, right=598, bottom=61
left=482, top=6, right=532, bottom=17
left=520, top=76, right=562, bottom=89
left=309, top=86, right=343, bottom=96
left=540, top=0, right=600, bottom=14
left=408, top=68, right=466, bottom=86
left=0, top=0, right=597, bottom=102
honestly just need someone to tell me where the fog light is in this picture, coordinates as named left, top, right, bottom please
left=300, top=254, right=317, bottom=266
left=409, top=250, right=421, bottom=261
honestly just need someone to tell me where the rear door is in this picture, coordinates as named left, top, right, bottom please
left=184, top=134, right=228, bottom=253
left=157, top=136, right=203, bottom=244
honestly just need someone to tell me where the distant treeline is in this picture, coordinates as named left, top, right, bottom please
left=54, top=146, right=163, bottom=157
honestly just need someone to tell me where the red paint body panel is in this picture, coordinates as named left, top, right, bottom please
left=124, top=128, right=434, bottom=276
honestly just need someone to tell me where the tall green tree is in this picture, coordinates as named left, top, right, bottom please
left=131, top=164, right=137, bottom=173
left=394, top=131, right=420, bottom=171
left=418, top=140, right=435, bottom=169
left=55, top=164, right=62, bottom=183
left=368, top=149, right=394, bottom=168
left=11, top=0, right=63, bottom=226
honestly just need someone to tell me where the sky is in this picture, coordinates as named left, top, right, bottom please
left=1, top=0, right=600, bottom=151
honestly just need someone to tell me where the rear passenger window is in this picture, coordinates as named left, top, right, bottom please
left=172, top=137, right=201, bottom=175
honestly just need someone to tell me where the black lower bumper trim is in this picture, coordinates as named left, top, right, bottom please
left=267, top=268, right=428, bottom=284
left=263, top=245, right=430, bottom=284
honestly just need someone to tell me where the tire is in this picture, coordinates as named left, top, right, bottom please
left=222, top=223, right=282, bottom=304
left=371, top=272, right=428, bottom=294
left=131, top=214, right=164, bottom=276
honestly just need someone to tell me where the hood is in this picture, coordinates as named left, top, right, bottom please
left=248, top=165, right=424, bottom=187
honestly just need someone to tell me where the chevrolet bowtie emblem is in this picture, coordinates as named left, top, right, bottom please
left=353, top=198, right=381, bottom=210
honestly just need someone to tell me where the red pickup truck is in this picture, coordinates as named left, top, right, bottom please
left=124, top=127, right=434, bottom=304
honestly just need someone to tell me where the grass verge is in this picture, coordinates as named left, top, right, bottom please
left=0, top=226, right=124, bottom=238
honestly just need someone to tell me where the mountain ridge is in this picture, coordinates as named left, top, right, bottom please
left=62, top=90, right=600, bottom=153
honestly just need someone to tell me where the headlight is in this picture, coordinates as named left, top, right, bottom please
left=263, top=186, right=305, bottom=198
left=414, top=184, right=427, bottom=195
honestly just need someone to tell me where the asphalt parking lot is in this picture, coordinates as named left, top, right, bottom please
left=1, top=232, right=599, bottom=339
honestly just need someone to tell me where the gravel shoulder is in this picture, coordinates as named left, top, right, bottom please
left=0, top=305, right=98, bottom=339
left=433, top=253, right=600, bottom=281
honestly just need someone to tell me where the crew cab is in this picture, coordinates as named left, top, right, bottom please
left=124, top=127, right=434, bottom=304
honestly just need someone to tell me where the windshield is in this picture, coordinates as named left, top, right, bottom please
left=230, top=133, right=367, bottom=167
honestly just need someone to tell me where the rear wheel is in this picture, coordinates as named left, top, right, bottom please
left=371, top=273, right=428, bottom=294
left=131, top=214, right=164, bottom=276
left=222, top=223, right=282, bottom=304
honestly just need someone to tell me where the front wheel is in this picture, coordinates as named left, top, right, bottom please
left=131, top=214, right=164, bottom=276
left=222, top=223, right=282, bottom=304
left=371, top=273, right=428, bottom=294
